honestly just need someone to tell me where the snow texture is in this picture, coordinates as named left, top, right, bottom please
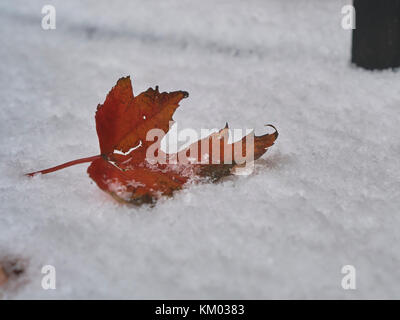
left=0, top=0, right=400, bottom=299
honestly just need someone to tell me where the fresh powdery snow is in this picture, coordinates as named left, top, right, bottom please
left=0, top=0, right=400, bottom=299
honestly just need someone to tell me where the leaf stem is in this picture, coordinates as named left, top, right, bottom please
left=25, top=155, right=102, bottom=177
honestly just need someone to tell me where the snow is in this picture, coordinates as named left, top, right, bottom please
left=1, top=0, right=400, bottom=299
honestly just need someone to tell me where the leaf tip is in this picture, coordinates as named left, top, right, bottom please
left=265, top=124, right=278, bottom=139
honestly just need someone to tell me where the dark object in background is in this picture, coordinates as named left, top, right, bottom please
left=352, top=0, right=400, bottom=70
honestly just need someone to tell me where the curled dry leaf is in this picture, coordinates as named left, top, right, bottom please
left=26, top=76, right=278, bottom=205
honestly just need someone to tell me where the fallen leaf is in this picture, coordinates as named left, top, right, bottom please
left=27, top=76, right=278, bottom=204
left=0, top=257, right=27, bottom=290
left=0, top=265, right=7, bottom=286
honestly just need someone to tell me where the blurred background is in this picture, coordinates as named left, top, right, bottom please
left=1, top=0, right=400, bottom=299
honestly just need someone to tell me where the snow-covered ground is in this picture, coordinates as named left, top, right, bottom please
left=1, top=0, right=400, bottom=299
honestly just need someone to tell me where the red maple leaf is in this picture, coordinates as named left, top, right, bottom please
left=27, top=76, right=278, bottom=204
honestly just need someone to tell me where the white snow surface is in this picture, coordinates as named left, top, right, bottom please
left=1, top=0, right=400, bottom=299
